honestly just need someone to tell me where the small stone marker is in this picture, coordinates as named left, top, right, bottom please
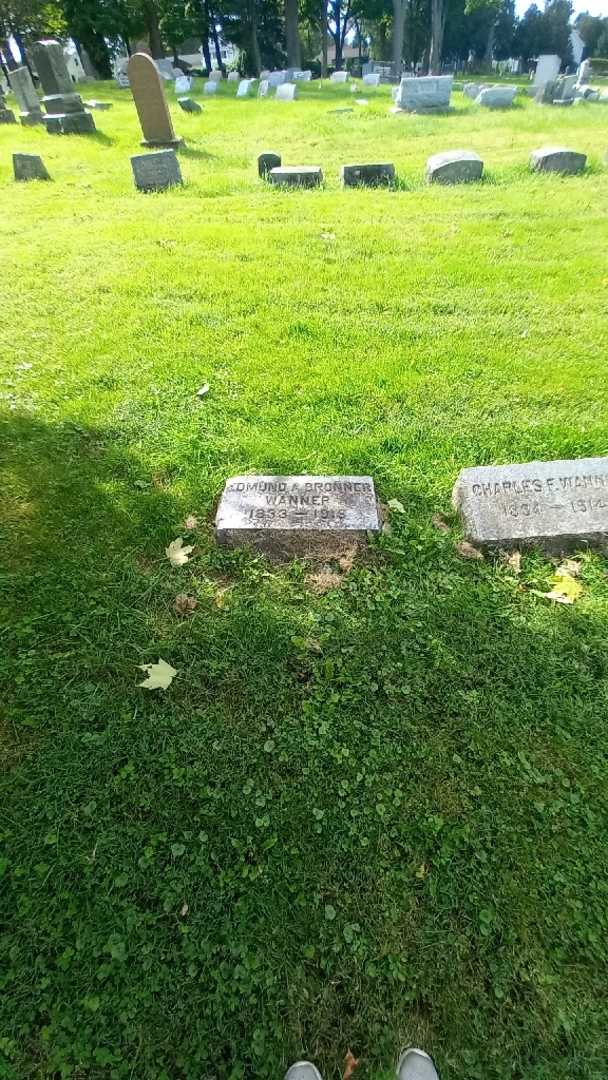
left=258, top=150, right=281, bottom=178
left=128, top=52, right=183, bottom=148
left=269, top=165, right=322, bottom=188
left=426, top=149, right=483, bottom=184
left=236, top=79, right=255, bottom=97
left=84, top=99, right=113, bottom=110
left=209, top=69, right=222, bottom=81
left=216, top=475, right=381, bottom=556
left=175, top=75, right=192, bottom=94
left=178, top=96, right=201, bottom=113
left=276, top=82, right=296, bottom=101
left=131, top=149, right=183, bottom=192
left=341, top=162, right=395, bottom=187
left=268, top=71, right=286, bottom=87
left=529, top=146, right=586, bottom=174
left=362, top=73, right=380, bottom=86
left=13, top=153, right=50, bottom=181
left=475, top=85, right=517, bottom=107
left=294, top=70, right=312, bottom=81
left=227, top=71, right=239, bottom=81
left=463, top=81, right=487, bottom=99
left=0, top=88, right=16, bottom=123
left=258, top=80, right=270, bottom=97
left=8, top=66, right=43, bottom=124
left=330, top=70, right=349, bottom=83
left=204, top=81, right=218, bottom=95
left=453, top=456, right=608, bottom=551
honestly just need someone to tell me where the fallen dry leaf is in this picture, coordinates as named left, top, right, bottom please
left=533, top=572, right=582, bottom=605
left=183, top=514, right=199, bottom=531
left=456, top=540, right=483, bottom=561
left=343, top=1050, right=360, bottom=1080
left=196, top=383, right=210, bottom=398
left=338, top=546, right=357, bottom=572
left=557, top=558, right=581, bottom=577
left=503, top=550, right=521, bottom=574
left=165, top=537, right=194, bottom=567
left=432, top=513, right=450, bottom=533
left=138, top=658, right=177, bottom=690
left=174, top=593, right=197, bottom=616
left=415, top=862, right=429, bottom=880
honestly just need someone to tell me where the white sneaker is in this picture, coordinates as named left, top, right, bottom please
left=284, top=1062, right=323, bottom=1080
left=396, top=1047, right=439, bottom=1080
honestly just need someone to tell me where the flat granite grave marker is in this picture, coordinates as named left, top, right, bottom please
left=178, top=96, right=201, bottom=113
left=529, top=146, right=586, bottom=174
left=131, top=149, right=183, bottom=191
left=453, top=457, right=608, bottom=551
left=341, top=162, right=395, bottom=187
left=128, top=52, right=183, bottom=147
left=216, top=475, right=381, bottom=556
left=8, top=66, right=43, bottom=124
left=426, top=149, right=483, bottom=184
left=269, top=165, right=322, bottom=187
left=204, top=81, right=218, bottom=95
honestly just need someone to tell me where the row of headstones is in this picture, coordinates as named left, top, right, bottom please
left=11, top=143, right=590, bottom=188
left=391, top=74, right=607, bottom=112
left=216, top=456, right=608, bottom=557
left=0, top=43, right=97, bottom=134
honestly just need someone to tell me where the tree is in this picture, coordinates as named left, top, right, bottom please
left=512, top=3, right=543, bottom=62
left=429, top=0, right=446, bottom=71
left=285, top=0, right=300, bottom=66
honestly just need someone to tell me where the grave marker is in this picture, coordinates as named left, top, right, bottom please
left=341, top=162, right=395, bottom=187
left=128, top=52, right=183, bottom=148
left=131, top=149, right=183, bottom=191
left=394, top=75, right=453, bottom=112
left=453, top=457, right=608, bottom=551
left=13, top=153, right=50, bottom=181
left=8, top=66, right=43, bottom=125
left=32, top=41, right=96, bottom=134
left=216, top=475, right=381, bottom=556
left=530, top=146, right=586, bottom=174
left=426, top=149, right=483, bottom=184
left=258, top=150, right=281, bottom=178
left=269, top=165, right=322, bottom=187
left=276, top=82, right=296, bottom=101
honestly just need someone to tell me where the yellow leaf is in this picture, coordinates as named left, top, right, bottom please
left=534, top=572, right=583, bottom=605
left=415, top=863, right=429, bottom=879
left=165, top=537, right=194, bottom=567
left=138, top=658, right=177, bottom=690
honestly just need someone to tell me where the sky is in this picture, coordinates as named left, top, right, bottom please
left=515, top=0, right=607, bottom=14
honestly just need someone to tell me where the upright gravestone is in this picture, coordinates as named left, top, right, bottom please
left=0, top=88, right=16, bottom=123
left=128, top=53, right=183, bottom=148
left=393, top=75, right=453, bottom=112
left=341, top=162, right=395, bottom=187
left=13, top=153, right=50, bottom=181
left=131, top=149, right=183, bottom=191
left=258, top=80, right=270, bottom=97
left=258, top=150, right=281, bottom=178
left=425, top=149, right=483, bottom=184
left=453, top=456, right=608, bottom=551
left=276, top=82, right=296, bottom=102
left=330, top=70, right=349, bottom=83
left=8, top=66, right=43, bottom=125
left=529, top=146, right=586, bottom=174
left=475, top=85, right=517, bottom=108
left=216, top=475, right=381, bottom=556
left=236, top=79, right=255, bottom=97
left=204, top=81, right=218, bottom=95
left=32, top=40, right=96, bottom=134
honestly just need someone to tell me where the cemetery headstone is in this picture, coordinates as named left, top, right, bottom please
left=236, top=79, right=255, bottom=97
left=128, top=53, right=183, bottom=148
left=268, top=71, right=286, bottom=87
left=453, top=456, right=608, bottom=551
left=529, top=146, right=586, bottom=174
left=13, top=152, right=50, bottom=181
left=204, top=81, right=218, bottom=95
left=258, top=150, right=281, bottom=178
left=330, top=70, right=349, bottom=83
left=178, top=97, right=201, bottom=113
left=32, top=40, right=96, bottom=133
left=209, top=69, right=223, bottom=81
left=227, top=71, right=239, bottom=81
left=426, top=149, right=483, bottom=184
left=175, top=74, right=192, bottom=93
left=393, top=75, right=453, bottom=112
left=463, top=81, right=487, bottom=99
left=84, top=100, right=113, bottom=110
left=553, top=74, right=577, bottom=101
left=362, top=73, right=381, bottom=86
left=156, top=58, right=177, bottom=81
left=8, top=66, right=43, bottom=124
left=294, top=70, right=312, bottom=81
left=258, top=80, right=270, bottom=97
left=269, top=165, right=322, bottom=188
left=131, top=148, right=183, bottom=191
left=216, top=475, right=381, bottom=556
left=0, top=88, right=16, bottom=123
left=475, top=85, right=517, bottom=107
left=276, top=82, right=297, bottom=101
left=341, top=162, right=395, bottom=187
left=533, top=53, right=561, bottom=87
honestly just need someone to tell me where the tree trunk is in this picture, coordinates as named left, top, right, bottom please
left=392, top=0, right=406, bottom=71
left=285, top=0, right=301, bottom=68
left=247, top=0, right=262, bottom=75
left=331, top=0, right=342, bottom=67
left=210, top=15, right=223, bottom=69
left=201, top=0, right=213, bottom=71
left=321, top=1, right=328, bottom=76
left=429, top=0, right=445, bottom=74
left=483, top=20, right=496, bottom=67
left=144, top=2, right=164, bottom=59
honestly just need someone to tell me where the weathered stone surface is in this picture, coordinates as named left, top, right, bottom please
left=294, top=70, right=312, bottom=81
left=236, top=78, right=255, bottom=97
left=341, top=162, right=395, bottom=187
left=227, top=71, right=239, bottom=81
left=463, top=81, right=488, bottom=99
left=0, top=107, right=16, bottom=123
left=475, top=85, right=517, bottom=107
left=204, top=81, right=218, bottom=95
left=13, top=152, right=50, bottom=181
left=425, top=149, right=483, bottom=184
left=128, top=52, right=182, bottom=148
left=268, top=71, right=286, bottom=87
left=84, top=99, right=113, bottom=110
left=453, top=457, right=608, bottom=551
left=362, top=73, right=380, bottom=86
left=533, top=53, right=560, bottom=87
left=276, top=82, right=297, bottom=101
left=258, top=150, right=281, bottom=178
left=177, top=96, right=201, bottom=113
left=269, top=165, right=322, bottom=187
left=31, top=40, right=73, bottom=95
left=554, top=74, right=577, bottom=100
left=258, top=80, right=270, bottom=97
left=529, top=146, right=586, bottom=174
left=209, top=69, right=222, bottom=81
left=44, top=111, right=96, bottom=134
left=131, top=148, right=183, bottom=191
left=216, top=475, right=381, bottom=556
left=330, top=70, right=349, bottom=83
left=394, top=75, right=453, bottom=112
left=43, top=92, right=84, bottom=114
left=8, top=66, right=42, bottom=123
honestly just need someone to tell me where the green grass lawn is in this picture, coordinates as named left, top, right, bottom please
left=1, top=79, right=608, bottom=1080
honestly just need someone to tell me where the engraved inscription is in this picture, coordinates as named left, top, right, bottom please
left=216, top=475, right=381, bottom=538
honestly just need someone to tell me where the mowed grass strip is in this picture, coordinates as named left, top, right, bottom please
left=1, top=81, right=608, bottom=1080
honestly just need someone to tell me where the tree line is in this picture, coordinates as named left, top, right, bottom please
left=1, top=0, right=606, bottom=83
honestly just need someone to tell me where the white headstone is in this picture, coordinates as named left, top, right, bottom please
left=204, top=80, right=218, bottom=95
left=362, top=73, right=380, bottom=86
left=533, top=54, right=561, bottom=86
left=175, top=75, right=192, bottom=94
left=258, top=79, right=270, bottom=97
left=227, top=71, right=239, bottom=82
left=236, top=78, right=254, bottom=97
left=156, top=58, right=177, bottom=81
left=330, top=70, right=348, bottom=83
left=276, top=82, right=296, bottom=101
left=268, top=70, right=286, bottom=87
left=394, top=75, right=453, bottom=111
left=293, top=70, right=312, bottom=81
